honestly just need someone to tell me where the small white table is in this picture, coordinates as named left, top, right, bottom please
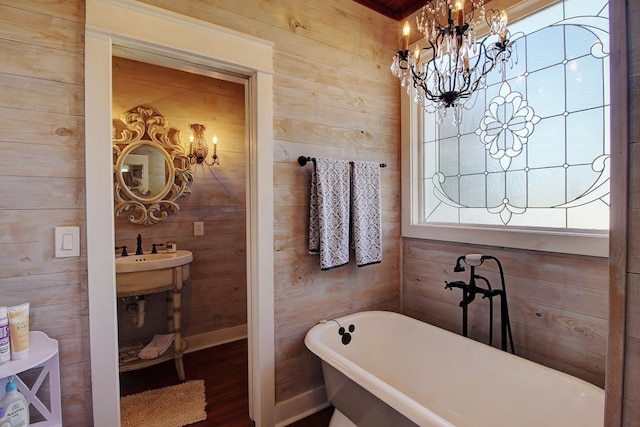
left=0, top=331, right=62, bottom=427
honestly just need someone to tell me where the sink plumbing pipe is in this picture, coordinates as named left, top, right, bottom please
left=126, top=296, right=146, bottom=328
left=444, top=254, right=515, bottom=354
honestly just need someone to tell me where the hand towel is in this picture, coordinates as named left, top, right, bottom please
left=351, top=161, right=382, bottom=267
left=309, top=157, right=351, bottom=270
left=138, top=334, right=175, bottom=360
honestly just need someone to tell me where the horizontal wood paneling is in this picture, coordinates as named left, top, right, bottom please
left=0, top=4, right=83, bottom=53
left=0, top=107, right=84, bottom=147
left=403, top=238, right=608, bottom=388
left=141, top=0, right=396, bottom=78
left=0, top=75, right=83, bottom=116
left=0, top=2, right=90, bottom=424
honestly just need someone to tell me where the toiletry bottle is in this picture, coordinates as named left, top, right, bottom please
left=0, top=407, right=11, bottom=427
left=7, top=303, right=29, bottom=360
left=0, top=377, right=29, bottom=427
left=0, top=307, right=10, bottom=364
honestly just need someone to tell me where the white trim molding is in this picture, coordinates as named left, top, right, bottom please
left=85, top=1, right=275, bottom=425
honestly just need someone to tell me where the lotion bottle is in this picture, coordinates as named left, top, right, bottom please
left=0, top=307, right=10, bottom=364
left=0, top=377, right=29, bottom=427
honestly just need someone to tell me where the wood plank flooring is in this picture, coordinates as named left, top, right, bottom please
left=119, top=339, right=333, bottom=426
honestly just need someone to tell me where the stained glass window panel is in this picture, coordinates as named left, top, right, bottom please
left=421, top=0, right=609, bottom=232
left=526, top=26, right=565, bottom=72
left=565, top=56, right=604, bottom=112
left=526, top=65, right=566, bottom=118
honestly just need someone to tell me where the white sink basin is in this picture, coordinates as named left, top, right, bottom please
left=115, top=250, right=193, bottom=273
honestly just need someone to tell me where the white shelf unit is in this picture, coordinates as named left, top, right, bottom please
left=0, top=331, right=62, bottom=427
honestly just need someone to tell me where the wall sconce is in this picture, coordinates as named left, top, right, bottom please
left=188, top=123, right=219, bottom=166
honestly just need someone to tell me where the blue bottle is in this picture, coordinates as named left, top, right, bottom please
left=0, top=378, right=29, bottom=427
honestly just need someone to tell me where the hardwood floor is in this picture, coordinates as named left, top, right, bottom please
left=119, top=339, right=333, bottom=426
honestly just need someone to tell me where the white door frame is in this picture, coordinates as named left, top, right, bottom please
left=84, top=1, right=275, bottom=425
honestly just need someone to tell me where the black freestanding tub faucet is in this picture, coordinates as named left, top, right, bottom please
left=445, top=254, right=516, bottom=354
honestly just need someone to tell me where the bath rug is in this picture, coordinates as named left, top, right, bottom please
left=120, top=380, right=206, bottom=427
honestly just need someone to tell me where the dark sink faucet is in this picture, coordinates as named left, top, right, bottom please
left=136, top=234, right=143, bottom=255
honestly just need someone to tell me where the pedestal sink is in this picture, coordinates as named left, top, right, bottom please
left=115, top=249, right=193, bottom=380
left=115, top=250, right=192, bottom=296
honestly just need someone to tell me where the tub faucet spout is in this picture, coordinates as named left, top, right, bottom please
left=459, top=290, right=477, bottom=307
left=136, top=234, right=143, bottom=255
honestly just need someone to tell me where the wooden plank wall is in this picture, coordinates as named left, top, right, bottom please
left=622, top=0, right=640, bottom=424
left=0, top=1, right=91, bottom=425
left=403, top=239, right=609, bottom=388
left=112, top=57, right=247, bottom=346
left=136, top=0, right=403, bottom=405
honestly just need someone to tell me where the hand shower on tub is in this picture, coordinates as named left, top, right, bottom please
left=445, top=254, right=516, bottom=354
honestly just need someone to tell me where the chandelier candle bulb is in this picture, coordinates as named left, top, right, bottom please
left=455, top=0, right=464, bottom=29
left=213, top=135, right=218, bottom=157
left=499, top=11, right=509, bottom=43
left=402, top=21, right=410, bottom=51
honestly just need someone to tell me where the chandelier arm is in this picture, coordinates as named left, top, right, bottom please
left=428, top=32, right=451, bottom=103
left=413, top=44, right=440, bottom=102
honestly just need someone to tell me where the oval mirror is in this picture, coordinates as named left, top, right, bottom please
left=113, top=106, right=192, bottom=225
left=116, top=141, right=174, bottom=202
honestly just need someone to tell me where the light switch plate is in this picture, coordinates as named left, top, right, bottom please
left=193, top=221, right=204, bottom=236
left=55, top=226, right=80, bottom=258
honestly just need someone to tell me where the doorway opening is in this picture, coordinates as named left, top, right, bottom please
left=112, top=53, right=250, bottom=420
left=85, top=1, right=274, bottom=425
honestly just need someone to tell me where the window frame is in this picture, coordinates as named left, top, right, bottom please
left=400, top=0, right=609, bottom=258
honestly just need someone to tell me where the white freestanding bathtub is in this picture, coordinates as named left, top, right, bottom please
left=304, top=311, right=604, bottom=427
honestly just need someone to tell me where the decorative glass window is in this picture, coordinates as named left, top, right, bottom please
left=421, top=1, right=609, bottom=231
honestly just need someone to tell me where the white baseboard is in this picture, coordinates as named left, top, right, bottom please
left=183, top=324, right=247, bottom=353
left=275, top=386, right=330, bottom=427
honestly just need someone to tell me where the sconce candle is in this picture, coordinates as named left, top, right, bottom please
left=213, top=134, right=218, bottom=157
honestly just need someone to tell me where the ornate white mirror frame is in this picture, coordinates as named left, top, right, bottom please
left=113, top=106, right=193, bottom=225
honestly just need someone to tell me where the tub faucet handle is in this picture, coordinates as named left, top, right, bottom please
left=115, top=245, right=128, bottom=256
left=445, top=280, right=466, bottom=290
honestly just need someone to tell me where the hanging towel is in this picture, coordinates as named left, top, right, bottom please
left=351, top=161, right=382, bottom=267
left=308, top=157, right=351, bottom=270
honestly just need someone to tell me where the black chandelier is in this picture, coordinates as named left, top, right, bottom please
left=391, top=0, right=513, bottom=124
